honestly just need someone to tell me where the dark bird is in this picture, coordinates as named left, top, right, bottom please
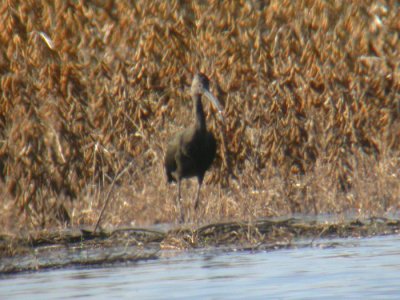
left=165, top=73, right=224, bottom=222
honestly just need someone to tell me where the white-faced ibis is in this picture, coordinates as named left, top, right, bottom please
left=165, top=73, right=223, bottom=222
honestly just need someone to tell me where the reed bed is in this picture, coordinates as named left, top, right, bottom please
left=0, top=0, right=399, bottom=232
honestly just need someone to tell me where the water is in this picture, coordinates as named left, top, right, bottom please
left=1, top=235, right=400, bottom=299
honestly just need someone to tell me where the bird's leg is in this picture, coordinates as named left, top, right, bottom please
left=177, top=179, right=184, bottom=223
left=194, top=176, right=203, bottom=210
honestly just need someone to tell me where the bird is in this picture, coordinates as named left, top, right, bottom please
left=165, top=73, right=224, bottom=223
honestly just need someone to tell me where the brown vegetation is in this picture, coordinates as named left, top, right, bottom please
left=0, top=1, right=399, bottom=232
left=2, top=217, right=400, bottom=273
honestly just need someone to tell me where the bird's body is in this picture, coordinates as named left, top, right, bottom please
left=165, top=126, right=216, bottom=183
left=165, top=73, right=223, bottom=222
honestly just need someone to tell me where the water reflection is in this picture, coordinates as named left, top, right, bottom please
left=1, top=235, right=400, bottom=299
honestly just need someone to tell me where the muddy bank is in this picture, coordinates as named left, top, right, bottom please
left=1, top=217, right=399, bottom=274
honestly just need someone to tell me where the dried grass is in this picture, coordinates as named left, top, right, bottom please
left=0, top=1, right=399, bottom=233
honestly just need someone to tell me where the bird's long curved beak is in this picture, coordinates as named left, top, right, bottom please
left=203, top=89, right=224, bottom=122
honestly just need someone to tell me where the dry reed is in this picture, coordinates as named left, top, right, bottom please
left=0, top=1, right=399, bottom=233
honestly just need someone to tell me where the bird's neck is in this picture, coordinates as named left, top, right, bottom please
left=193, top=94, right=206, bottom=131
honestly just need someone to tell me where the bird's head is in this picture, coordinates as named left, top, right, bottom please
left=191, top=73, right=210, bottom=96
left=191, top=73, right=224, bottom=122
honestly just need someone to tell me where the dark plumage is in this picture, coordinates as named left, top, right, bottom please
left=165, top=73, right=223, bottom=222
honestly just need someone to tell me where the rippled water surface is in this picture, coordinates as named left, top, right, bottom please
left=1, top=235, right=400, bottom=299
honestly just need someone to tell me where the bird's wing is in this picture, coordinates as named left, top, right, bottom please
left=179, top=129, right=197, bottom=157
